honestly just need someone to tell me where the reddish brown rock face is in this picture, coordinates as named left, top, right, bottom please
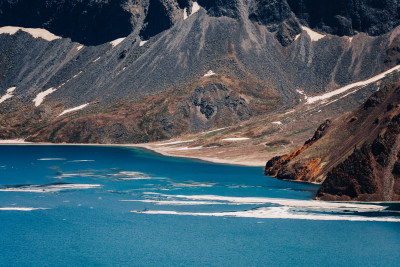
left=317, top=113, right=400, bottom=201
left=265, top=82, right=400, bottom=201
left=265, top=120, right=331, bottom=182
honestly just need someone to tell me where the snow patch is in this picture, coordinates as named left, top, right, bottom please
left=203, top=70, right=216, bottom=77
left=0, top=26, right=61, bottom=41
left=155, top=140, right=194, bottom=146
left=301, top=26, right=326, bottom=42
left=222, top=137, right=250, bottom=141
left=0, top=87, right=16, bottom=103
left=92, top=57, right=101, bottom=63
left=294, top=34, right=301, bottom=41
left=76, top=45, right=84, bottom=51
left=191, top=2, right=201, bottom=15
left=139, top=40, right=148, bottom=47
left=184, top=2, right=201, bottom=20
left=175, top=146, right=203, bottom=151
left=203, top=127, right=228, bottom=134
left=307, top=64, right=400, bottom=104
left=272, top=121, right=282, bottom=125
left=110, top=37, right=125, bottom=47
left=33, top=87, right=57, bottom=107
left=58, top=103, right=89, bottom=116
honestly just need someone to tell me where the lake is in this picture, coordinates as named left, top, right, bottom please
left=0, top=145, right=399, bottom=266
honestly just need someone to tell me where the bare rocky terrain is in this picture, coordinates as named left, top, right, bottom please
left=1, top=1, right=400, bottom=201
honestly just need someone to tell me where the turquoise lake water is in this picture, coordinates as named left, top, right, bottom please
left=0, top=145, right=399, bottom=266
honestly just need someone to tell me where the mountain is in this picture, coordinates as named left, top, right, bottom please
left=0, top=0, right=400, bottom=146
left=265, top=82, right=400, bottom=201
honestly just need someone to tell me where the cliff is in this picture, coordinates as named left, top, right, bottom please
left=265, top=82, right=400, bottom=201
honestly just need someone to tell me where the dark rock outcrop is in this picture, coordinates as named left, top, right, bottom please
left=2, top=0, right=400, bottom=46
left=287, top=0, right=400, bottom=37
left=0, top=0, right=136, bottom=45
left=265, top=83, right=400, bottom=201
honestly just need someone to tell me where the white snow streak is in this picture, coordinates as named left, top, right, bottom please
left=139, top=40, right=148, bottom=47
left=155, top=140, right=194, bottom=146
left=222, top=137, right=250, bottom=141
left=307, top=64, right=400, bottom=104
left=58, top=103, right=89, bottom=116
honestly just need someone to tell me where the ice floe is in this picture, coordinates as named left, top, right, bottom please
left=37, top=158, right=66, bottom=161
left=131, top=193, right=400, bottom=222
left=0, top=26, right=61, bottom=41
left=58, top=103, right=89, bottom=116
left=0, top=183, right=102, bottom=193
left=112, top=171, right=156, bottom=180
left=151, top=194, right=386, bottom=210
left=33, top=87, right=57, bottom=107
left=0, top=207, right=49, bottom=211
left=68, top=160, right=95, bottom=163
left=301, top=26, right=326, bottom=42
left=123, top=200, right=228, bottom=205
left=110, top=37, right=125, bottom=47
left=132, top=207, right=400, bottom=222
left=307, top=64, right=400, bottom=104
left=0, top=87, right=16, bottom=104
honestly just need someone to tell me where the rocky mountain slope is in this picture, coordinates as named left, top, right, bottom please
left=0, top=0, right=400, bottom=145
left=265, top=82, right=400, bottom=201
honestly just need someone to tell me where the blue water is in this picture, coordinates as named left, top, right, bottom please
left=0, top=145, right=399, bottom=266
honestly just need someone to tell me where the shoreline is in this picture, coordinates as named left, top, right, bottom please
left=0, top=140, right=266, bottom=167
left=129, top=143, right=266, bottom=167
